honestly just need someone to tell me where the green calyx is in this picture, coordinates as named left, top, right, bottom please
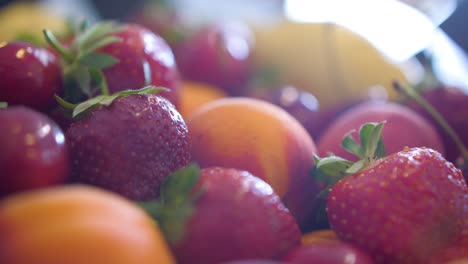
left=56, top=86, right=167, bottom=118
left=43, top=20, right=123, bottom=103
left=0, top=102, right=8, bottom=108
left=311, top=122, right=387, bottom=198
left=139, top=163, right=205, bottom=245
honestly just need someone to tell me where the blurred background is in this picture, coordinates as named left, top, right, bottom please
left=1, top=0, right=467, bottom=93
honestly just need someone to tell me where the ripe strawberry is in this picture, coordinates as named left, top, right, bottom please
left=142, top=165, right=301, bottom=264
left=0, top=41, right=63, bottom=111
left=65, top=87, right=190, bottom=200
left=174, top=22, right=254, bottom=95
left=313, top=122, right=468, bottom=264
left=0, top=105, right=69, bottom=197
left=44, top=21, right=180, bottom=107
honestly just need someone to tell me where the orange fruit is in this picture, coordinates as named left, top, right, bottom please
left=0, top=185, right=175, bottom=264
left=187, top=97, right=322, bottom=230
left=178, top=81, right=227, bottom=119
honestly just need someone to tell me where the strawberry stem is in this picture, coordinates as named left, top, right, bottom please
left=54, top=95, right=77, bottom=110
left=43, top=30, right=74, bottom=64
left=139, top=163, right=204, bottom=245
left=393, top=80, right=468, bottom=163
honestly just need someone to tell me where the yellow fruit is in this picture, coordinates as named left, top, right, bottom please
left=252, top=20, right=409, bottom=108
left=0, top=2, right=67, bottom=43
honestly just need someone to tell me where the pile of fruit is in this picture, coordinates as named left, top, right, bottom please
left=1, top=2, right=467, bottom=264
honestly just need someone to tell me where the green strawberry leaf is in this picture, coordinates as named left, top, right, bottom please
left=81, top=36, right=121, bottom=55
left=89, top=69, right=110, bottom=95
left=0, top=102, right=8, bottom=108
left=341, top=132, right=362, bottom=158
left=71, top=67, right=92, bottom=97
left=72, top=86, right=168, bottom=117
left=43, top=29, right=74, bottom=63
left=139, top=163, right=205, bottom=245
left=78, top=52, right=120, bottom=69
left=75, top=21, right=122, bottom=51
left=311, top=122, right=388, bottom=199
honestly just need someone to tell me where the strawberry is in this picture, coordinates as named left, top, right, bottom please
left=0, top=41, right=63, bottom=111
left=174, top=22, right=254, bottom=95
left=0, top=105, right=69, bottom=197
left=141, top=164, right=301, bottom=264
left=65, top=87, right=190, bottom=200
left=43, top=21, right=180, bottom=108
left=312, top=122, right=468, bottom=264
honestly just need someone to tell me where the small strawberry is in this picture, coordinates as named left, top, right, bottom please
left=0, top=105, right=69, bottom=197
left=141, top=164, right=301, bottom=264
left=0, top=41, right=63, bottom=111
left=65, top=86, right=190, bottom=200
left=43, top=21, right=180, bottom=108
left=312, top=122, right=468, bottom=264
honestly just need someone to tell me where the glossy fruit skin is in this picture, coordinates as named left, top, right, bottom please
left=327, top=147, right=467, bottom=263
left=172, top=167, right=301, bottom=264
left=187, top=98, right=322, bottom=231
left=0, top=106, right=69, bottom=197
left=99, top=23, right=181, bottom=107
left=174, top=22, right=254, bottom=95
left=0, top=41, right=63, bottom=111
left=0, top=185, right=175, bottom=264
left=406, top=87, right=468, bottom=163
left=66, top=94, right=190, bottom=201
left=284, top=241, right=374, bottom=264
left=318, top=101, right=445, bottom=161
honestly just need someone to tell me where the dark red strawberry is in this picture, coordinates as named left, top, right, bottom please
left=0, top=41, right=63, bottom=111
left=284, top=240, right=374, bottom=264
left=0, top=105, right=69, bottom=197
left=313, top=122, right=468, bottom=264
left=99, top=23, right=181, bottom=106
left=44, top=21, right=181, bottom=107
left=65, top=87, right=190, bottom=200
left=174, top=22, right=254, bottom=95
left=142, top=165, right=301, bottom=264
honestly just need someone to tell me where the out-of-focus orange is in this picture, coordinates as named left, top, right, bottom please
left=0, top=185, right=175, bottom=264
left=178, top=81, right=227, bottom=119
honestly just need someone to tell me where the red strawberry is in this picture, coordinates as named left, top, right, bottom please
left=99, top=23, right=181, bottom=106
left=65, top=87, right=190, bottom=200
left=174, top=22, right=254, bottom=95
left=44, top=21, right=180, bottom=108
left=313, top=122, right=468, bottom=264
left=142, top=165, right=301, bottom=264
left=0, top=105, right=69, bottom=197
left=0, top=41, right=63, bottom=111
